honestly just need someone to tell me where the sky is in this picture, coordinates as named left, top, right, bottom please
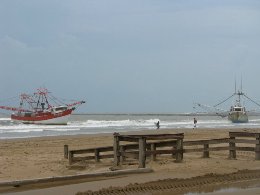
left=0, top=0, right=260, bottom=113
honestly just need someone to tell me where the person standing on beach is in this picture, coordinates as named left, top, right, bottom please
left=156, top=121, right=160, bottom=129
left=193, top=118, right=197, bottom=129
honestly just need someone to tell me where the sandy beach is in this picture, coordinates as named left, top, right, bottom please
left=1, top=127, right=260, bottom=194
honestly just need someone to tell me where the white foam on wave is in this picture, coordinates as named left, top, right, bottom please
left=2, top=115, right=260, bottom=139
left=75, top=118, right=160, bottom=128
left=0, top=118, right=11, bottom=121
left=42, top=128, right=80, bottom=132
left=0, top=123, right=81, bottom=133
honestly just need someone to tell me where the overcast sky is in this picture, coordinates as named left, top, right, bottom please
left=0, top=0, right=260, bottom=113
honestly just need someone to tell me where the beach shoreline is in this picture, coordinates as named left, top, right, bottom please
left=1, top=127, right=260, bottom=194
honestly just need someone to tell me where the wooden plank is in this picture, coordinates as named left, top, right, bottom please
left=155, top=141, right=177, bottom=147
left=184, top=147, right=229, bottom=153
left=72, top=154, right=114, bottom=162
left=99, top=154, right=114, bottom=159
left=229, top=132, right=260, bottom=138
left=119, top=133, right=183, bottom=137
left=71, top=148, right=96, bottom=154
left=73, top=156, right=95, bottom=161
left=229, top=139, right=259, bottom=144
left=118, top=134, right=184, bottom=141
left=118, top=136, right=139, bottom=142
left=208, top=147, right=230, bottom=151
left=145, top=136, right=183, bottom=140
left=69, top=146, right=113, bottom=155
left=122, top=141, right=177, bottom=150
left=146, top=150, right=179, bottom=155
left=184, top=138, right=229, bottom=146
left=96, top=146, right=114, bottom=152
left=229, top=146, right=255, bottom=152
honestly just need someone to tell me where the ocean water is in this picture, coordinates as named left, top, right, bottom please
left=1, top=114, right=260, bottom=139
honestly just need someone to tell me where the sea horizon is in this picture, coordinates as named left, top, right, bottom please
left=1, top=113, right=260, bottom=140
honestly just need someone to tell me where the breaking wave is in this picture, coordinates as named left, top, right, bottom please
left=1, top=114, right=260, bottom=139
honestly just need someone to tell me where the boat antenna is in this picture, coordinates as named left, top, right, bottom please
left=241, top=75, right=243, bottom=92
left=235, top=77, right=237, bottom=94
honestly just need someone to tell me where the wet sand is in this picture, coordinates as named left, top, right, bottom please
left=0, top=127, right=260, bottom=194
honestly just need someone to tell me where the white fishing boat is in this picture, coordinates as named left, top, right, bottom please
left=228, top=91, right=248, bottom=123
left=195, top=80, right=260, bottom=123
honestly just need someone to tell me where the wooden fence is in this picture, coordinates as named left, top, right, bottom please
left=228, top=132, right=260, bottom=160
left=113, top=133, right=184, bottom=168
left=64, top=131, right=260, bottom=168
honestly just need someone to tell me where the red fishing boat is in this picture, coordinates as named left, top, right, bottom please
left=0, top=88, right=85, bottom=125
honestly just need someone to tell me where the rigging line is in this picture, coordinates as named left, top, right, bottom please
left=49, top=94, right=80, bottom=105
left=53, top=95, right=67, bottom=105
left=48, top=95, right=66, bottom=106
left=214, top=94, right=235, bottom=107
left=47, top=95, right=61, bottom=106
left=54, top=96, right=80, bottom=103
left=243, top=94, right=260, bottom=107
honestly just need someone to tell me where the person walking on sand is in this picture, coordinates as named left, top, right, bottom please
left=156, top=121, right=160, bottom=129
left=193, top=118, right=197, bottom=129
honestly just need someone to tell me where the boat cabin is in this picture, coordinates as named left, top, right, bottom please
left=51, top=106, right=68, bottom=113
left=230, top=106, right=246, bottom=112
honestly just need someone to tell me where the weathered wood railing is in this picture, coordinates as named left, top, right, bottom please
left=183, top=138, right=230, bottom=158
left=66, top=146, right=114, bottom=165
left=229, top=132, right=260, bottom=160
left=113, top=133, right=184, bottom=168
left=64, top=131, right=260, bottom=167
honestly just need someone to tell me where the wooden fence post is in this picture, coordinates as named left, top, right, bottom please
left=151, top=143, right=156, bottom=161
left=175, top=138, right=183, bottom=163
left=172, top=145, right=176, bottom=158
left=138, top=137, right=146, bottom=168
left=120, top=146, right=126, bottom=164
left=95, top=149, right=100, bottom=162
left=255, top=137, right=260, bottom=160
left=203, top=144, right=209, bottom=158
left=113, top=133, right=120, bottom=166
left=68, top=151, right=73, bottom=165
left=229, top=136, right=236, bottom=159
left=64, top=145, right=68, bottom=159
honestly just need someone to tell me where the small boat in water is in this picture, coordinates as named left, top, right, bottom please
left=0, top=88, right=85, bottom=125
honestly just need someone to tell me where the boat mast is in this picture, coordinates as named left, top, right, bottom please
left=35, top=88, right=51, bottom=111
left=235, top=76, right=244, bottom=107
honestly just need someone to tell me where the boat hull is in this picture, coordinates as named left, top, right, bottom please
left=11, top=109, right=73, bottom=125
left=228, top=111, right=248, bottom=123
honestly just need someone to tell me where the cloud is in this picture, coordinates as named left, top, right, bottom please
left=0, top=1, right=260, bottom=112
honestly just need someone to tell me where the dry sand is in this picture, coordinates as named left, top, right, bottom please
left=1, top=128, right=260, bottom=194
